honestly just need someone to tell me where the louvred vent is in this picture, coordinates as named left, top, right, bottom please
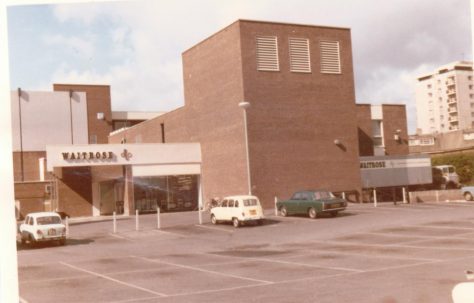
left=256, top=36, right=280, bottom=71
left=320, top=40, right=341, bottom=74
left=289, top=38, right=311, bottom=73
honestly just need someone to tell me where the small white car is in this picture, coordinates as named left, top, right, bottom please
left=19, top=212, right=67, bottom=246
left=210, top=195, right=264, bottom=227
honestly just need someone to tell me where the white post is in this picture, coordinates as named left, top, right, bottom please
left=198, top=205, right=203, bottom=225
left=402, top=187, right=407, bottom=204
left=373, top=188, right=378, bottom=207
left=156, top=206, right=161, bottom=229
left=198, top=175, right=203, bottom=225
left=135, top=209, right=139, bottom=231
left=113, top=211, right=117, bottom=233
left=342, top=192, right=346, bottom=200
left=65, top=216, right=69, bottom=237
left=274, top=196, right=278, bottom=216
left=239, top=101, right=251, bottom=195
left=436, top=190, right=439, bottom=203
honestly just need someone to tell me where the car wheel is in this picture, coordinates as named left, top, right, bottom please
left=256, top=219, right=263, bottom=226
left=28, top=235, right=36, bottom=247
left=308, top=207, right=317, bottom=219
left=464, top=192, right=473, bottom=201
left=280, top=206, right=288, bottom=217
left=211, top=214, right=217, bottom=225
left=20, top=235, right=26, bottom=245
left=59, top=238, right=66, bottom=246
left=232, top=218, right=240, bottom=228
left=330, top=211, right=338, bottom=217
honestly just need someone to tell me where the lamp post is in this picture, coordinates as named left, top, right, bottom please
left=239, top=101, right=251, bottom=195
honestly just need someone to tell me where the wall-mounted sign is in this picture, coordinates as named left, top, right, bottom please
left=360, top=161, right=386, bottom=169
left=62, top=151, right=114, bottom=161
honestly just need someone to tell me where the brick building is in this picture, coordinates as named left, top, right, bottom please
left=110, top=19, right=367, bottom=206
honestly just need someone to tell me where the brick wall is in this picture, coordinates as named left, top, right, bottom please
left=12, top=151, right=47, bottom=182
left=356, top=104, right=374, bottom=156
left=57, top=167, right=93, bottom=217
left=14, top=181, right=52, bottom=218
left=239, top=21, right=362, bottom=204
left=382, top=105, right=409, bottom=155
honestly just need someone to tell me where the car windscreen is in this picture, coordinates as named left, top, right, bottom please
left=36, top=216, right=61, bottom=225
left=315, top=191, right=335, bottom=199
left=448, top=167, right=455, bottom=173
left=243, top=199, right=259, bottom=207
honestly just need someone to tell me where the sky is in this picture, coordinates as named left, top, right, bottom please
left=6, top=0, right=472, bottom=133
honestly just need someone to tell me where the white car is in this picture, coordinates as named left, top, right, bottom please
left=210, top=195, right=264, bottom=227
left=19, top=212, right=67, bottom=246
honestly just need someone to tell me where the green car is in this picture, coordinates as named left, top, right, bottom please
left=276, top=190, right=347, bottom=218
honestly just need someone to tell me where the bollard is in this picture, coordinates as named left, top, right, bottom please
left=342, top=192, right=346, bottom=200
left=402, top=187, right=407, bottom=204
left=373, top=188, right=377, bottom=208
left=156, top=206, right=161, bottom=229
left=274, top=196, right=278, bottom=216
left=65, top=216, right=69, bottom=237
left=436, top=190, right=439, bottom=203
left=135, top=209, right=139, bottom=231
left=113, top=211, right=117, bottom=233
left=198, top=206, right=203, bottom=225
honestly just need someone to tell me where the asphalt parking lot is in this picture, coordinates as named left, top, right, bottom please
left=17, top=201, right=474, bottom=303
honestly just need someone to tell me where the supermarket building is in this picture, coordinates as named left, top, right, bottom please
left=12, top=20, right=409, bottom=218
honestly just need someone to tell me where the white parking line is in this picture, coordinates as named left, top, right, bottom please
left=109, top=233, right=134, bottom=241
left=135, top=256, right=273, bottom=284
left=59, top=262, right=167, bottom=297
left=19, top=297, right=29, bottom=303
left=194, top=224, right=234, bottom=233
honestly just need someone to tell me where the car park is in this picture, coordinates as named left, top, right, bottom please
left=276, top=190, right=347, bottom=218
left=210, top=195, right=264, bottom=227
left=19, top=212, right=67, bottom=246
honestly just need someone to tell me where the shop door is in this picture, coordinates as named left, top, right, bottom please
left=100, top=180, right=116, bottom=215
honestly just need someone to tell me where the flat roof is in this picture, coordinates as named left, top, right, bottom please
left=183, top=19, right=350, bottom=54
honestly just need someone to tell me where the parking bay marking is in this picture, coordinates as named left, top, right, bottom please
left=135, top=256, right=273, bottom=284
left=59, top=261, right=168, bottom=297
left=194, top=224, right=235, bottom=233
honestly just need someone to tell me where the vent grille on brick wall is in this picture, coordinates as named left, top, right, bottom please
left=289, top=38, right=311, bottom=73
left=256, top=36, right=279, bottom=71
left=320, top=40, right=341, bottom=74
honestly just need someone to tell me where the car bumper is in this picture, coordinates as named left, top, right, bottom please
left=321, top=207, right=346, bottom=212
left=35, top=236, right=66, bottom=242
left=241, top=216, right=264, bottom=221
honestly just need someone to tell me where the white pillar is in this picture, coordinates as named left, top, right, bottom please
left=0, top=4, right=19, bottom=301
left=239, top=102, right=251, bottom=195
left=156, top=206, right=161, bottom=229
left=65, top=216, right=69, bottom=237
left=373, top=188, right=378, bottom=207
left=342, top=192, right=346, bottom=200
left=113, top=211, right=117, bottom=233
left=274, top=196, right=278, bottom=216
left=402, top=187, right=407, bottom=204
left=198, top=174, right=203, bottom=225
left=135, top=209, right=139, bottom=231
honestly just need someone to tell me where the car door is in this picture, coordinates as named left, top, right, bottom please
left=298, top=192, right=314, bottom=213
left=287, top=192, right=303, bottom=214
left=226, top=199, right=235, bottom=221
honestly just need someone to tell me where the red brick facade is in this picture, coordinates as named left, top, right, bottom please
left=110, top=20, right=365, bottom=206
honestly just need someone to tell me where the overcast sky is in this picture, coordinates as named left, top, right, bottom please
left=7, top=0, right=472, bottom=133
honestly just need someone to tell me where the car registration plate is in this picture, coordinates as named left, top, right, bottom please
left=48, top=229, right=56, bottom=236
left=249, top=209, right=256, bottom=215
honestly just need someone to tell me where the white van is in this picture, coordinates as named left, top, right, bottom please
left=210, top=195, right=264, bottom=227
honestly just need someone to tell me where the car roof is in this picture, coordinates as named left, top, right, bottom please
left=223, top=195, right=259, bottom=200
left=26, top=212, right=61, bottom=218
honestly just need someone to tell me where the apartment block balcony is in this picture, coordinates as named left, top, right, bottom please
left=446, top=78, right=456, bottom=86
left=448, top=106, right=458, bottom=114
left=449, top=125, right=459, bottom=131
left=446, top=89, right=456, bottom=95
left=448, top=116, right=459, bottom=123
left=447, top=97, right=457, bottom=104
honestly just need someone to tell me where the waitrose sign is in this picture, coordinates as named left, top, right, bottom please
left=46, top=143, right=201, bottom=171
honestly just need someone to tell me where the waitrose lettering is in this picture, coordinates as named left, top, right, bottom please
left=62, top=151, right=114, bottom=161
left=360, top=161, right=386, bottom=169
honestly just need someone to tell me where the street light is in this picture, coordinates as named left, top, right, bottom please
left=238, top=101, right=251, bottom=195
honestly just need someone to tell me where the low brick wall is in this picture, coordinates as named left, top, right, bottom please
left=408, top=189, right=464, bottom=203
left=14, top=181, right=53, bottom=219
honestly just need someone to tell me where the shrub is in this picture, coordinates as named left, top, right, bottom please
left=432, top=152, right=474, bottom=185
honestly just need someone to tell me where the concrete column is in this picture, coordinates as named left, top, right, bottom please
left=123, top=165, right=134, bottom=216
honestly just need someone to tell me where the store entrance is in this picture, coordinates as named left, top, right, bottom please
left=133, top=175, right=198, bottom=213
left=99, top=179, right=124, bottom=215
